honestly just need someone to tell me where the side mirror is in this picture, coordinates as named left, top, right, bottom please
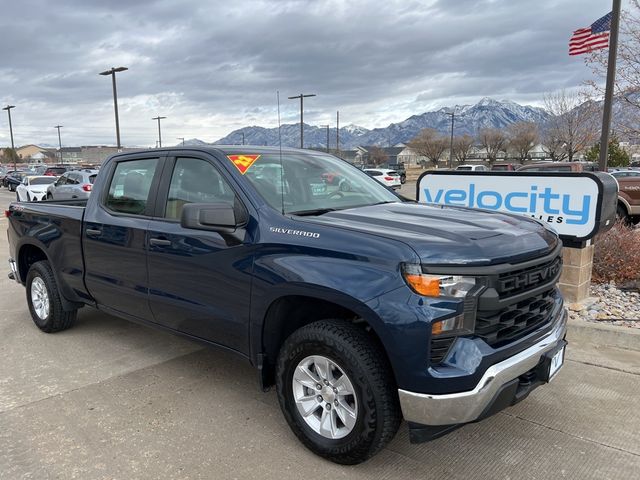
left=180, top=202, right=246, bottom=232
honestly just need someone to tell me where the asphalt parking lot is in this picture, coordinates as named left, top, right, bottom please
left=0, top=186, right=639, bottom=479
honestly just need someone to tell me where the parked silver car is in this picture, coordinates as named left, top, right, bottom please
left=46, top=169, right=99, bottom=200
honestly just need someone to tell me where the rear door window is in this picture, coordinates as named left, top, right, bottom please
left=164, top=158, right=236, bottom=220
left=105, top=158, right=159, bottom=215
left=67, top=173, right=80, bottom=185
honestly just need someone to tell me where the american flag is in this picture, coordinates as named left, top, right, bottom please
left=569, top=12, right=612, bottom=56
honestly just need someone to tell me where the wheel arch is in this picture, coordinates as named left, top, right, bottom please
left=258, top=292, right=392, bottom=390
left=17, top=241, right=49, bottom=284
left=17, top=240, right=83, bottom=312
left=617, top=193, right=636, bottom=217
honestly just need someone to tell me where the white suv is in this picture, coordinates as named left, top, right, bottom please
left=455, top=165, right=489, bottom=171
left=363, top=169, right=402, bottom=189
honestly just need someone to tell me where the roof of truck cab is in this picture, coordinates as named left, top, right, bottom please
left=117, top=145, right=323, bottom=156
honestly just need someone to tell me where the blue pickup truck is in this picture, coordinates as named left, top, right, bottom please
left=7, top=146, right=567, bottom=464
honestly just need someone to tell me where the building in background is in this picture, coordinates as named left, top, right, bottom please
left=16, top=144, right=49, bottom=161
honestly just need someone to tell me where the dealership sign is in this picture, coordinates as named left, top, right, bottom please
left=416, top=171, right=618, bottom=243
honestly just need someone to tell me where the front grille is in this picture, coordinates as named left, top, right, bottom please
left=475, top=288, right=557, bottom=347
left=496, top=256, right=562, bottom=297
left=429, top=336, right=456, bottom=364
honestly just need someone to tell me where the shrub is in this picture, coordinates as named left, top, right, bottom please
left=592, top=221, right=640, bottom=285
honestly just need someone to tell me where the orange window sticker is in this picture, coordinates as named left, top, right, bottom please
left=227, top=154, right=260, bottom=174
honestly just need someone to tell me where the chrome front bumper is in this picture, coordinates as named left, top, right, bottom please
left=398, top=310, right=567, bottom=426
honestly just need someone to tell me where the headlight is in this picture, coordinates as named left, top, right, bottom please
left=401, top=264, right=476, bottom=298
left=402, top=264, right=479, bottom=337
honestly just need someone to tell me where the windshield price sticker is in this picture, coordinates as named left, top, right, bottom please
left=228, top=154, right=261, bottom=174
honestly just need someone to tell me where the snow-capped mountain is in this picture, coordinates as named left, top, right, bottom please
left=211, top=97, right=552, bottom=149
left=173, top=138, right=209, bottom=146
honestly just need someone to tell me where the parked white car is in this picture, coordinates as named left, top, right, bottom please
left=363, top=169, right=402, bottom=189
left=455, top=164, right=489, bottom=171
left=16, top=176, right=58, bottom=202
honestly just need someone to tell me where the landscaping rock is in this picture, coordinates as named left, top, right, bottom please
left=567, top=283, right=640, bottom=329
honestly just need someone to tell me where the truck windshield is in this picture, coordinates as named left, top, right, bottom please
left=242, top=153, right=399, bottom=215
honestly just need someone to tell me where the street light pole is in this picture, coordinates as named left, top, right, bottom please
left=241, top=132, right=245, bottom=145
left=336, top=111, right=340, bottom=155
left=152, top=116, right=166, bottom=148
left=99, top=66, right=128, bottom=150
left=54, top=125, right=63, bottom=164
left=177, top=137, right=185, bottom=146
left=446, top=111, right=455, bottom=169
left=288, top=93, right=316, bottom=148
left=3, top=105, right=16, bottom=170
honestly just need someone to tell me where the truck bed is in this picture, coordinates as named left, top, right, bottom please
left=8, top=199, right=89, bottom=304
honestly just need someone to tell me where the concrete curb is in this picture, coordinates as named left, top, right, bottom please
left=567, top=318, right=640, bottom=352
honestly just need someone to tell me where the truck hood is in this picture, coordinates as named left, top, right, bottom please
left=305, top=202, right=559, bottom=266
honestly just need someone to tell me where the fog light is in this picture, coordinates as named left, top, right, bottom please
left=431, top=314, right=466, bottom=336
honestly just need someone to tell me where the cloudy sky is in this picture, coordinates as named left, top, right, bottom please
left=0, top=0, right=613, bottom=147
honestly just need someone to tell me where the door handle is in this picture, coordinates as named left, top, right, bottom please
left=85, top=228, right=102, bottom=237
left=149, top=237, right=172, bottom=246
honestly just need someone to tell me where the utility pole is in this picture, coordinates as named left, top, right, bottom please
left=152, top=116, right=166, bottom=148
left=99, top=66, right=128, bottom=150
left=3, top=105, right=16, bottom=170
left=241, top=132, right=245, bottom=145
left=446, top=111, right=455, bottom=169
left=54, top=125, right=63, bottom=164
left=320, top=125, right=330, bottom=152
left=288, top=93, right=316, bottom=148
left=177, top=137, right=185, bottom=146
left=336, top=110, right=340, bottom=155
left=598, top=0, right=622, bottom=171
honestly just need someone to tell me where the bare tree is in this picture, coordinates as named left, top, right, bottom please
left=585, top=1, right=640, bottom=137
left=452, top=134, right=474, bottom=164
left=409, top=128, right=448, bottom=166
left=543, top=90, right=598, bottom=161
left=368, top=146, right=388, bottom=167
left=507, top=122, right=539, bottom=162
left=478, top=128, right=507, bottom=165
left=540, top=129, right=568, bottom=161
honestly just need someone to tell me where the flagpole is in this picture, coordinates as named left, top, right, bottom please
left=598, top=0, right=621, bottom=171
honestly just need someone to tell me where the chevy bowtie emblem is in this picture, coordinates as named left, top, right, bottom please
left=227, top=154, right=260, bottom=174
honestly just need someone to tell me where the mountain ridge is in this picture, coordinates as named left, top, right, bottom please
left=183, top=96, right=635, bottom=149
left=208, top=97, right=549, bottom=149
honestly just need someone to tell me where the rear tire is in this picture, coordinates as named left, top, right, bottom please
left=26, top=261, right=77, bottom=333
left=617, top=204, right=631, bottom=226
left=276, top=320, right=401, bottom=465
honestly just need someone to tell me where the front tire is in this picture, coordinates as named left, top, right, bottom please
left=276, top=320, right=401, bottom=464
left=26, top=261, right=77, bottom=333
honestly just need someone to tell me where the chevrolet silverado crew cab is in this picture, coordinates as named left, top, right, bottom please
left=7, top=146, right=567, bottom=464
